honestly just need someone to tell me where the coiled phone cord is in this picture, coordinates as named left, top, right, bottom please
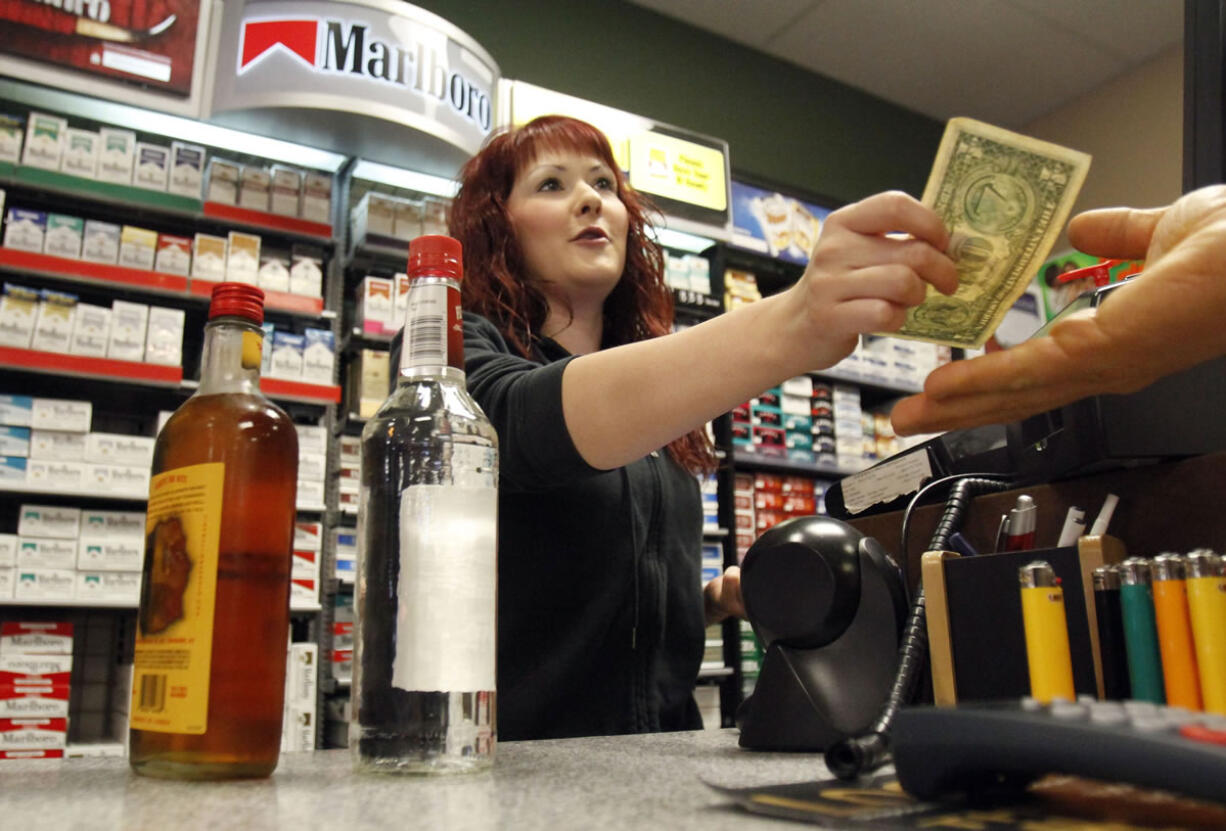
left=823, top=474, right=1012, bottom=779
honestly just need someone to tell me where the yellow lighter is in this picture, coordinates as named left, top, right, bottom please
left=1185, top=550, right=1226, bottom=715
left=1020, top=560, right=1076, bottom=703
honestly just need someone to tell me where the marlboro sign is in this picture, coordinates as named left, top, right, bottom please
left=213, top=0, right=499, bottom=158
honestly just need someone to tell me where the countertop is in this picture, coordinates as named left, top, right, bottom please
left=1, top=729, right=835, bottom=830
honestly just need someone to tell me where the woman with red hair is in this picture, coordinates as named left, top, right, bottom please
left=452, top=115, right=957, bottom=741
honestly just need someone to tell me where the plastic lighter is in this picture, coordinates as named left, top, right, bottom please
left=1150, top=553, right=1202, bottom=710
left=1119, top=558, right=1166, bottom=704
left=1092, top=564, right=1131, bottom=700
left=1185, top=550, right=1226, bottom=715
left=1020, top=560, right=1075, bottom=703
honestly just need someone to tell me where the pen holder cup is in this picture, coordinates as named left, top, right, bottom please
left=922, top=534, right=1126, bottom=705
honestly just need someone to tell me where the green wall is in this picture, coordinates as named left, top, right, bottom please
left=414, top=0, right=945, bottom=205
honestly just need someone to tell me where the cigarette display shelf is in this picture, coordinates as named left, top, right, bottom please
left=673, top=288, right=723, bottom=320
left=0, top=247, right=328, bottom=320
left=732, top=448, right=866, bottom=479
left=0, top=480, right=144, bottom=501
left=0, top=596, right=137, bottom=609
left=345, top=236, right=411, bottom=273
left=0, top=163, right=337, bottom=248
left=0, top=344, right=182, bottom=387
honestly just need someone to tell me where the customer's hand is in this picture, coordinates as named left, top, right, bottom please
left=891, top=185, right=1226, bottom=435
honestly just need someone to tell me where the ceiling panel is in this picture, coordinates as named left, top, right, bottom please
left=626, top=0, right=1183, bottom=128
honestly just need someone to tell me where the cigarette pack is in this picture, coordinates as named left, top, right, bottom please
left=81, top=220, right=120, bottom=264
left=393, top=273, right=410, bottom=326
left=0, top=397, right=32, bottom=429
left=205, top=158, right=240, bottom=204
left=29, top=429, right=85, bottom=462
left=270, top=166, right=302, bottom=216
left=169, top=141, right=205, bottom=198
left=0, top=686, right=69, bottom=719
left=80, top=510, right=145, bottom=539
left=191, top=233, right=227, bottom=280
left=0, top=428, right=28, bottom=458
left=0, top=622, right=73, bottom=654
left=394, top=199, right=423, bottom=241
left=302, top=327, right=335, bottom=384
left=96, top=128, right=136, bottom=185
left=118, top=226, right=158, bottom=271
left=257, top=248, right=291, bottom=293
left=43, top=214, right=83, bottom=259
left=291, top=548, right=319, bottom=580
left=144, top=306, right=185, bottom=366
left=225, top=231, right=260, bottom=285
left=301, top=171, right=332, bottom=223
left=12, top=570, right=75, bottom=603
left=83, top=432, right=155, bottom=467
left=77, top=537, right=143, bottom=572
left=239, top=165, right=271, bottom=212
left=21, top=112, right=66, bottom=171
left=154, top=234, right=192, bottom=276
left=108, top=300, right=149, bottom=362
left=31, top=289, right=76, bottom=353
left=357, top=276, right=394, bottom=334
left=27, top=460, right=85, bottom=490
left=270, top=331, right=305, bottom=379
left=16, top=538, right=77, bottom=571
left=293, top=521, right=323, bottom=552
left=133, top=142, right=169, bottom=191
left=69, top=303, right=111, bottom=358
left=0, top=283, right=39, bottom=348
left=31, top=399, right=91, bottom=433
left=289, top=244, right=323, bottom=297
left=75, top=571, right=140, bottom=603
left=351, top=192, right=396, bottom=239
left=0, top=113, right=22, bottom=164
left=2, top=209, right=46, bottom=254
left=60, top=129, right=98, bottom=179
left=0, top=459, right=25, bottom=486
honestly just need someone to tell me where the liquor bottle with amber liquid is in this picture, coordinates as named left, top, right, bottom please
left=129, top=283, right=299, bottom=780
left=354, top=235, right=498, bottom=774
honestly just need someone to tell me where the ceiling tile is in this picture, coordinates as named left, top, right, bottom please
left=624, top=0, right=817, bottom=49
left=769, top=0, right=1128, bottom=125
left=1005, top=0, right=1182, bottom=59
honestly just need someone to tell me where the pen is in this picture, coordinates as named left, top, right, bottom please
left=1057, top=506, right=1086, bottom=547
left=1119, top=557, right=1166, bottom=704
left=1150, top=553, right=1202, bottom=711
left=1092, top=565, right=1131, bottom=700
left=1020, top=560, right=1076, bottom=703
left=1004, top=495, right=1037, bottom=551
left=1089, top=493, right=1119, bottom=536
left=1185, top=550, right=1226, bottom=715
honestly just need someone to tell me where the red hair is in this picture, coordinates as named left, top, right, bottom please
left=450, top=115, right=715, bottom=475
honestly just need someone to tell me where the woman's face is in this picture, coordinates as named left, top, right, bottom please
left=506, top=148, right=629, bottom=307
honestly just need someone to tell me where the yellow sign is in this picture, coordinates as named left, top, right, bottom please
left=628, top=131, right=727, bottom=212
left=130, top=462, right=225, bottom=735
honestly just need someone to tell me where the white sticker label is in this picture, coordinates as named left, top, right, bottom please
left=393, top=446, right=497, bottom=692
left=840, top=447, right=933, bottom=515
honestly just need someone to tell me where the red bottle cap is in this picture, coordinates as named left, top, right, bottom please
left=408, top=235, right=462, bottom=280
left=209, top=282, right=266, bottom=324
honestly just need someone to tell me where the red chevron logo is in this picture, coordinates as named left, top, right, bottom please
left=239, top=19, right=319, bottom=73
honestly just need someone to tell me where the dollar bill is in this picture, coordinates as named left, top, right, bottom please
left=895, top=117, right=1091, bottom=348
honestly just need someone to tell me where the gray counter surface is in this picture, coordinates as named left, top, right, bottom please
left=2, top=729, right=836, bottom=829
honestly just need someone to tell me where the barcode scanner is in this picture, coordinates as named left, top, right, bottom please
left=736, top=516, right=909, bottom=752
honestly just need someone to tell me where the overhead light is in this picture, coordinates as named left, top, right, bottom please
left=653, top=227, right=715, bottom=254
left=351, top=159, right=459, bottom=198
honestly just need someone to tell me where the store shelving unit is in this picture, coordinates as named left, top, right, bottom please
left=0, top=85, right=354, bottom=753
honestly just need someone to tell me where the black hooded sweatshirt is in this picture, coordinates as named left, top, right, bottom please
left=463, top=312, right=705, bottom=741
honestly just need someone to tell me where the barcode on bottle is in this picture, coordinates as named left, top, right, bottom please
left=138, top=673, right=167, bottom=713
left=407, top=314, right=445, bottom=364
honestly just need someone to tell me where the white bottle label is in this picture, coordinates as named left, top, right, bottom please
left=393, top=447, right=497, bottom=692
left=401, top=282, right=448, bottom=371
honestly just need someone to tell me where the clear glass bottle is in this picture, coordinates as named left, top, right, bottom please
left=129, top=282, right=298, bottom=780
left=353, top=235, right=498, bottom=774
